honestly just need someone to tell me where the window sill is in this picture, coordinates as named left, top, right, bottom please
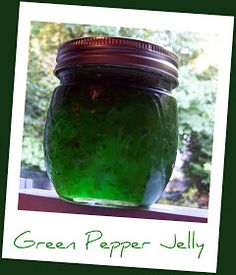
left=18, top=189, right=208, bottom=223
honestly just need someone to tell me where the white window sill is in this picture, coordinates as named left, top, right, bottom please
left=18, top=188, right=208, bottom=223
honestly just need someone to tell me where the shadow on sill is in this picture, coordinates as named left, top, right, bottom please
left=18, top=190, right=208, bottom=223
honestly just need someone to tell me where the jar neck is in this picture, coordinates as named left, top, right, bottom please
left=56, top=65, right=175, bottom=94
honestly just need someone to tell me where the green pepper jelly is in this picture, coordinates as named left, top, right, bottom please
left=44, top=36, right=179, bottom=207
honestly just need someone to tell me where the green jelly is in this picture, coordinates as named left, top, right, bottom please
left=44, top=37, right=179, bottom=208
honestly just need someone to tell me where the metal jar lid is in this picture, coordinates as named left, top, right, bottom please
left=54, top=36, right=179, bottom=88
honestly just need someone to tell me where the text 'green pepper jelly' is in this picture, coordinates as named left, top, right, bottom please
left=44, top=36, right=179, bottom=208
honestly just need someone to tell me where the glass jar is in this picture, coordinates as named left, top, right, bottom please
left=44, top=36, right=179, bottom=208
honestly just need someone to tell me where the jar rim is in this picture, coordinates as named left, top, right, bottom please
left=54, top=36, right=179, bottom=88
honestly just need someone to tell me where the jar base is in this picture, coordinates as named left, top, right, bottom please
left=61, top=196, right=146, bottom=209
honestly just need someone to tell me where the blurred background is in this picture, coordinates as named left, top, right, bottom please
left=20, top=22, right=219, bottom=209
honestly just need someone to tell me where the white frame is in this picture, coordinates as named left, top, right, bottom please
left=2, top=2, right=234, bottom=273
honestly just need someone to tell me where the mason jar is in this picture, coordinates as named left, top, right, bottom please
left=44, top=36, right=179, bottom=208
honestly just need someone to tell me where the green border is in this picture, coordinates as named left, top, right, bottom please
left=0, top=1, right=235, bottom=274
